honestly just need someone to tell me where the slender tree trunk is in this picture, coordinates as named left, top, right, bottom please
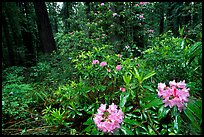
left=159, top=13, right=164, bottom=34
left=85, top=2, right=91, bottom=21
left=51, top=2, right=58, bottom=34
left=20, top=2, right=36, bottom=67
left=167, top=2, right=174, bottom=33
left=62, top=2, right=71, bottom=34
left=33, top=2, right=56, bottom=53
left=2, top=13, right=15, bottom=66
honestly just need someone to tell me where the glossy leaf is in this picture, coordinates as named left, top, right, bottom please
left=119, top=92, right=129, bottom=108
left=121, top=125, right=134, bottom=135
left=143, top=98, right=163, bottom=110
left=83, top=117, right=94, bottom=125
left=123, top=118, right=140, bottom=126
left=158, top=105, right=171, bottom=121
left=187, top=100, right=202, bottom=121
left=142, top=71, right=156, bottom=82
left=143, top=85, right=155, bottom=92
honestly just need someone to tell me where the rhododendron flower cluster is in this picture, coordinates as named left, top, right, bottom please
left=92, top=60, right=99, bottom=64
left=157, top=80, right=190, bottom=112
left=107, top=68, right=111, bottom=72
left=93, top=103, right=124, bottom=133
left=120, top=87, right=126, bottom=92
left=116, top=65, right=122, bottom=70
left=118, top=54, right=122, bottom=58
left=112, top=13, right=117, bottom=17
left=139, top=15, right=144, bottom=19
left=140, top=2, right=149, bottom=5
left=100, top=61, right=107, bottom=67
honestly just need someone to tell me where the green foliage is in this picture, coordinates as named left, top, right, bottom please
left=143, top=31, right=202, bottom=85
left=2, top=67, right=33, bottom=127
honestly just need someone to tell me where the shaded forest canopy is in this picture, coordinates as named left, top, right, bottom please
left=2, top=2, right=202, bottom=68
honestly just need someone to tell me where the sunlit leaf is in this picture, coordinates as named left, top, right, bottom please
left=121, top=125, right=134, bottom=135
left=119, top=92, right=129, bottom=108
left=123, top=118, right=140, bottom=126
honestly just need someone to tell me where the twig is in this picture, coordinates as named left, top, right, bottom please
left=2, top=129, right=22, bottom=131
left=147, top=112, right=160, bottom=135
left=132, top=121, right=148, bottom=128
left=6, top=117, right=33, bottom=129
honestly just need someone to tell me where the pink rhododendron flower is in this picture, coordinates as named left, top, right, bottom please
left=136, top=4, right=139, bottom=6
left=116, top=65, right=122, bottom=70
left=139, top=15, right=144, bottom=19
left=107, top=68, right=111, bottom=72
left=100, top=61, right=107, bottom=67
left=93, top=103, right=124, bottom=133
left=169, top=80, right=177, bottom=87
left=140, top=2, right=148, bottom=5
left=177, top=80, right=186, bottom=89
left=157, top=80, right=190, bottom=112
left=118, top=54, right=122, bottom=58
left=125, top=45, right=130, bottom=49
left=112, top=13, right=117, bottom=17
left=92, top=60, right=99, bottom=64
left=149, top=29, right=154, bottom=33
left=120, top=87, right=126, bottom=92
left=101, top=3, right=104, bottom=6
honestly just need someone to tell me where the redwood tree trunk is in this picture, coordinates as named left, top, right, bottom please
left=33, top=2, right=56, bottom=53
left=2, top=10, right=15, bottom=66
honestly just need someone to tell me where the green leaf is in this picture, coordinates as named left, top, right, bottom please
left=91, top=127, right=98, bottom=135
left=123, top=118, right=140, bottom=126
left=76, top=110, right=83, bottom=116
left=83, top=125, right=92, bottom=132
left=133, top=67, right=141, bottom=81
left=158, top=105, right=171, bottom=121
left=184, top=107, right=201, bottom=130
left=143, top=98, right=163, bottom=109
left=187, top=100, right=202, bottom=121
left=142, top=71, right=156, bottom=82
left=119, top=92, right=129, bottom=108
left=143, top=85, right=155, bottom=92
left=187, top=42, right=202, bottom=65
left=83, top=117, right=94, bottom=125
left=184, top=107, right=196, bottom=124
left=121, top=125, right=134, bottom=135
left=123, top=73, right=132, bottom=84
left=21, top=128, right=26, bottom=135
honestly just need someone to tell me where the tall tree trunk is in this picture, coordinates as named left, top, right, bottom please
left=159, top=12, right=164, bottom=34
left=52, top=2, right=58, bottom=34
left=33, top=2, right=56, bottom=53
left=2, top=13, right=15, bottom=66
left=20, top=2, right=36, bottom=67
left=85, top=2, right=91, bottom=21
left=5, top=2, right=25, bottom=66
left=166, top=2, right=174, bottom=33
left=62, top=2, right=71, bottom=34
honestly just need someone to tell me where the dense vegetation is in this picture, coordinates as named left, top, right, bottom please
left=2, top=2, right=202, bottom=135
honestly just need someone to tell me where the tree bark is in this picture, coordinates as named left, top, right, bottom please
left=2, top=13, right=15, bottom=66
left=62, top=2, right=71, bottom=34
left=20, top=2, right=36, bottom=67
left=33, top=2, right=56, bottom=53
left=159, top=12, right=164, bottom=34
